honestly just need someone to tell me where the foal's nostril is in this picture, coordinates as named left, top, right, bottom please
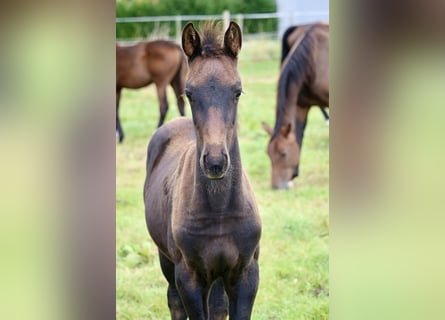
left=207, top=156, right=223, bottom=171
left=202, top=151, right=228, bottom=178
left=209, top=164, right=223, bottom=175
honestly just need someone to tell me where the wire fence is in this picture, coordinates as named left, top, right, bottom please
left=116, top=10, right=328, bottom=43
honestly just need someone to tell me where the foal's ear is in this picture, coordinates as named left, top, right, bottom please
left=182, top=22, right=201, bottom=58
left=224, top=21, right=242, bottom=58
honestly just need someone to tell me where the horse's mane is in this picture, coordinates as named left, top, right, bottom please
left=272, top=26, right=316, bottom=139
left=280, top=25, right=298, bottom=64
left=198, top=21, right=225, bottom=57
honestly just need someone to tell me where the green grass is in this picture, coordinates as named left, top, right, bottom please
left=116, top=39, right=329, bottom=319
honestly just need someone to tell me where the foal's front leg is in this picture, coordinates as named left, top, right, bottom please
left=175, top=261, right=208, bottom=320
left=225, top=260, right=259, bottom=320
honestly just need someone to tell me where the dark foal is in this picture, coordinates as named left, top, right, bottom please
left=144, top=21, right=261, bottom=320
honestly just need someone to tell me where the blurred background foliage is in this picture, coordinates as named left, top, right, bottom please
left=116, top=0, right=277, bottom=39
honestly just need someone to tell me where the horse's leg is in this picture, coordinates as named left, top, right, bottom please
left=159, top=251, right=187, bottom=320
left=320, top=106, right=329, bottom=125
left=208, top=278, right=228, bottom=320
left=116, top=87, right=124, bottom=143
left=320, top=106, right=329, bottom=121
left=156, top=84, right=169, bottom=127
left=292, top=105, right=310, bottom=179
left=175, top=261, right=206, bottom=320
left=171, top=81, right=186, bottom=117
left=224, top=260, right=259, bottom=320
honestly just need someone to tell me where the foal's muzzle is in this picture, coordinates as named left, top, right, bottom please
left=201, top=147, right=229, bottom=179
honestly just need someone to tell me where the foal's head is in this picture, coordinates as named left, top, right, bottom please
left=182, top=21, right=242, bottom=180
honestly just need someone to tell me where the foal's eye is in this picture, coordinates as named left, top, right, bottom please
left=234, top=90, right=242, bottom=102
left=184, top=90, right=192, bottom=101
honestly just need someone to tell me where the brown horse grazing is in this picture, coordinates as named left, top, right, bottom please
left=116, top=40, right=187, bottom=143
left=144, top=21, right=261, bottom=319
left=262, top=22, right=329, bottom=189
left=281, top=24, right=330, bottom=123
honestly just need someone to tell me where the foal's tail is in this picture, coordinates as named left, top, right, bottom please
left=171, top=50, right=188, bottom=116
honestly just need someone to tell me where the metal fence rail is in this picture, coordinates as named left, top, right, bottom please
left=116, top=11, right=328, bottom=42
left=116, top=11, right=329, bottom=23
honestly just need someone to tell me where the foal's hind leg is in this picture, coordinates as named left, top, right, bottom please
left=159, top=251, right=187, bottom=320
left=156, top=84, right=169, bottom=128
left=208, top=278, right=228, bottom=320
left=116, top=87, right=124, bottom=143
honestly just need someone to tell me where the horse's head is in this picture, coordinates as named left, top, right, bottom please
left=262, top=122, right=300, bottom=189
left=182, top=21, right=242, bottom=180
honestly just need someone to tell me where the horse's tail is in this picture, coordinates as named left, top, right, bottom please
left=280, top=25, right=298, bottom=65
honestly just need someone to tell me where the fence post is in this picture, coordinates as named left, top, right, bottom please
left=175, top=16, right=181, bottom=43
left=223, top=10, right=230, bottom=30
left=236, top=14, right=244, bottom=34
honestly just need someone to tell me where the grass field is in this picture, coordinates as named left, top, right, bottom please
left=116, top=39, right=329, bottom=319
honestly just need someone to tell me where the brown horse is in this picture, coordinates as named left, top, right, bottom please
left=262, top=23, right=329, bottom=189
left=144, top=21, right=261, bottom=319
left=281, top=24, right=330, bottom=123
left=116, top=40, right=187, bottom=143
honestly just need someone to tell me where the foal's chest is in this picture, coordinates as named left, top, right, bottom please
left=172, top=213, right=260, bottom=272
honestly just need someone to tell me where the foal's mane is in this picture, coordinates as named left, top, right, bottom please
left=272, top=26, right=316, bottom=139
left=198, top=21, right=225, bottom=57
